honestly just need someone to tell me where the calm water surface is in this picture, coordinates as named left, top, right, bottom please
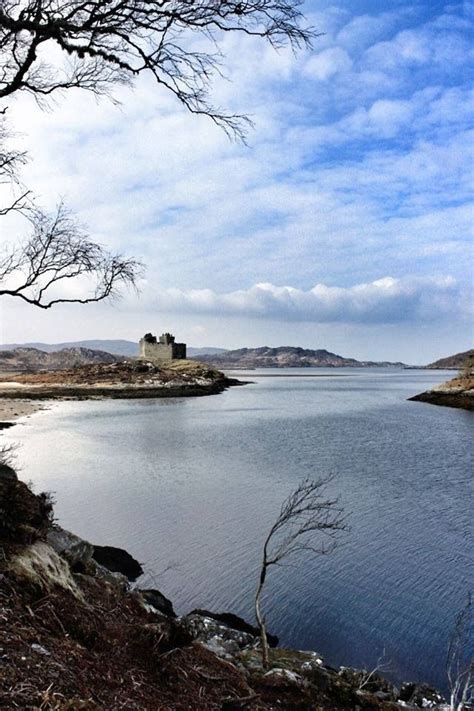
left=5, top=368, right=473, bottom=690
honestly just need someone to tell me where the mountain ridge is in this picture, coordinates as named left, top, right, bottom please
left=4, top=341, right=470, bottom=369
left=0, top=341, right=227, bottom=358
left=0, top=347, right=126, bottom=372
left=191, top=345, right=406, bottom=368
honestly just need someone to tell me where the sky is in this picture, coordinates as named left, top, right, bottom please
left=0, top=0, right=473, bottom=362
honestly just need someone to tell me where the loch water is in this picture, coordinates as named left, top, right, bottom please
left=5, top=368, right=473, bottom=691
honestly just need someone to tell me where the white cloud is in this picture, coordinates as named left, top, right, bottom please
left=304, top=48, right=353, bottom=81
left=143, top=276, right=469, bottom=325
left=336, top=12, right=402, bottom=52
left=1, top=2, right=472, bottom=359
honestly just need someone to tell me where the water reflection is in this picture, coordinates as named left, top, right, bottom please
left=4, top=368, right=473, bottom=691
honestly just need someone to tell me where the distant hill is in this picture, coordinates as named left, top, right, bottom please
left=188, top=347, right=228, bottom=357
left=0, top=340, right=138, bottom=357
left=191, top=346, right=405, bottom=369
left=0, top=347, right=126, bottom=372
left=0, top=341, right=227, bottom=358
left=426, top=349, right=474, bottom=370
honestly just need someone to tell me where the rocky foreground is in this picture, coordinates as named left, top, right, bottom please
left=0, top=465, right=453, bottom=711
left=0, top=359, right=243, bottom=401
left=409, top=373, right=474, bottom=411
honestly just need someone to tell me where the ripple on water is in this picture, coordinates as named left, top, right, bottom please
left=3, top=368, right=473, bottom=692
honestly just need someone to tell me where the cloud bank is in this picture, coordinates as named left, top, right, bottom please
left=151, top=276, right=469, bottom=325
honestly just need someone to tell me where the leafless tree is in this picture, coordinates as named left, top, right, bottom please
left=0, top=201, right=141, bottom=308
left=447, top=594, right=473, bottom=711
left=356, top=649, right=391, bottom=691
left=0, top=105, right=141, bottom=308
left=0, top=109, right=29, bottom=214
left=255, top=476, right=347, bottom=668
left=0, top=0, right=315, bottom=139
left=0, top=0, right=314, bottom=309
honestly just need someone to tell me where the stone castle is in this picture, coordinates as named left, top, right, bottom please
left=139, top=332, right=186, bottom=363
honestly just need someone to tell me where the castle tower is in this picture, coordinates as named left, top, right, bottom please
left=139, top=332, right=186, bottom=363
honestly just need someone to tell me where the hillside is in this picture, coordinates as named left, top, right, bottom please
left=0, top=347, right=126, bottom=372
left=0, top=339, right=139, bottom=356
left=192, top=346, right=405, bottom=369
left=0, top=341, right=227, bottom=358
left=426, top=349, right=474, bottom=369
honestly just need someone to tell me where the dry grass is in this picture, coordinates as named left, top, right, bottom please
left=0, top=573, right=256, bottom=710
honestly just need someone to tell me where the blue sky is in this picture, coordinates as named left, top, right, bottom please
left=1, top=0, right=473, bottom=361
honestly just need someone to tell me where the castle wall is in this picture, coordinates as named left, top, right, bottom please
left=173, top=343, right=187, bottom=360
left=139, top=337, right=186, bottom=363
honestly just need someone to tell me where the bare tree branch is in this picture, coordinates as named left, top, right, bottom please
left=0, top=0, right=317, bottom=140
left=255, top=476, right=348, bottom=667
left=356, top=649, right=392, bottom=691
left=0, top=1, right=314, bottom=309
left=447, top=593, right=474, bottom=711
left=0, top=442, right=19, bottom=469
left=0, top=202, right=142, bottom=308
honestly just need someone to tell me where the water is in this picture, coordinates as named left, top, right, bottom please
left=3, top=368, right=473, bottom=691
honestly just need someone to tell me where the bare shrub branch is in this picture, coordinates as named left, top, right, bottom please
left=255, top=475, right=348, bottom=667
left=0, top=442, right=19, bottom=468
left=447, top=594, right=474, bottom=711
left=357, top=649, right=392, bottom=691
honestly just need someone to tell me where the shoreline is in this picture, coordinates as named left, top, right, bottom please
left=408, top=388, right=474, bottom=411
left=0, top=399, right=46, bottom=429
left=408, top=374, right=474, bottom=412
left=0, top=471, right=454, bottom=709
left=0, top=360, right=248, bottom=407
left=0, top=379, right=244, bottom=401
left=0, top=376, right=247, bottom=429
left=0, top=372, right=467, bottom=707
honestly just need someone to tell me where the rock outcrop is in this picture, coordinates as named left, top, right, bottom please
left=92, top=544, right=144, bottom=581
left=190, top=609, right=279, bottom=647
left=409, top=374, right=474, bottom=411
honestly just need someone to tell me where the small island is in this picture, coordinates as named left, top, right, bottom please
left=0, top=332, right=244, bottom=406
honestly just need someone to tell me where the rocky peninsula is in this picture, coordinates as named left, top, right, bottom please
left=0, top=359, right=244, bottom=406
left=409, top=372, right=474, bottom=411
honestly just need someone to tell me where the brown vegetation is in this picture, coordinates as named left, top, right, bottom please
left=0, top=463, right=450, bottom=710
left=426, top=350, right=474, bottom=370
left=0, top=360, right=242, bottom=401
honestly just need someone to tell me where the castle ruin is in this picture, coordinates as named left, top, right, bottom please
left=139, top=332, right=186, bottom=363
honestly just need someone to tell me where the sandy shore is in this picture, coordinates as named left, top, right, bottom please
left=0, top=399, right=45, bottom=427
